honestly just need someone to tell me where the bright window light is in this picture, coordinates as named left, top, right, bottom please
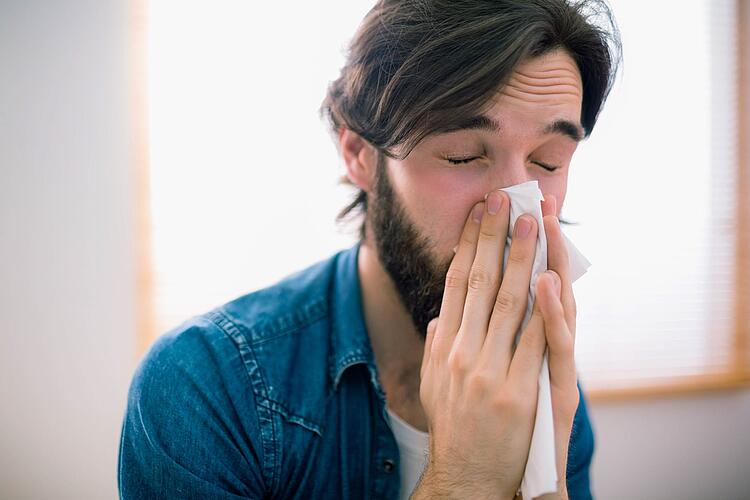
left=147, top=0, right=739, bottom=392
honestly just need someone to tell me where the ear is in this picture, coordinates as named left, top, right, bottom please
left=339, top=128, right=379, bottom=193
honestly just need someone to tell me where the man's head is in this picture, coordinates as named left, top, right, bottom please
left=321, top=0, right=621, bottom=336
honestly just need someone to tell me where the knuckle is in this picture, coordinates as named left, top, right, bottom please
left=478, top=225, right=498, bottom=241
left=507, top=246, right=528, bottom=265
left=466, top=370, right=494, bottom=395
left=460, top=232, right=476, bottom=247
left=494, top=288, right=518, bottom=315
left=468, top=265, right=494, bottom=291
left=445, top=267, right=468, bottom=290
left=492, top=388, right=524, bottom=414
left=446, top=349, right=470, bottom=375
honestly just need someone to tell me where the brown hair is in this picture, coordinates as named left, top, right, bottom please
left=320, top=0, right=622, bottom=240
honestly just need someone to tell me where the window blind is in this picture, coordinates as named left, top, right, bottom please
left=564, top=0, right=741, bottom=391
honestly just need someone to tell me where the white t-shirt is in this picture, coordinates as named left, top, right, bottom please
left=385, top=406, right=430, bottom=500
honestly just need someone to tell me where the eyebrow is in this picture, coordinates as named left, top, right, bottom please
left=438, top=114, right=584, bottom=143
left=542, top=119, right=585, bottom=143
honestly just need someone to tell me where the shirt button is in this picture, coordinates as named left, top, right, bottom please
left=382, top=458, right=396, bottom=473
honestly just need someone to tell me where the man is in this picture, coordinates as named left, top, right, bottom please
left=118, top=1, right=620, bottom=498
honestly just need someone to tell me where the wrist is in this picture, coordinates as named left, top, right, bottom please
left=410, top=465, right=514, bottom=500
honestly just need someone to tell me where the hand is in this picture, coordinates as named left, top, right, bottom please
left=412, top=190, right=578, bottom=500
left=539, top=193, right=579, bottom=500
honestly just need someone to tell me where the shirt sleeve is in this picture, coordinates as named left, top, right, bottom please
left=565, top=380, right=596, bottom=500
left=118, top=316, right=268, bottom=500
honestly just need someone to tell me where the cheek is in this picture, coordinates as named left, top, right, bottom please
left=396, top=167, right=483, bottom=253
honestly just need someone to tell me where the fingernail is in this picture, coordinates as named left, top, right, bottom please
left=514, top=216, right=532, bottom=238
left=486, top=190, right=503, bottom=215
left=452, top=245, right=458, bottom=254
left=472, top=203, right=484, bottom=223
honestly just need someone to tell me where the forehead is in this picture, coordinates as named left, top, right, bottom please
left=488, top=48, right=583, bottom=119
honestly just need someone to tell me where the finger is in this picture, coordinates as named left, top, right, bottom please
left=480, top=214, right=538, bottom=376
left=506, top=271, right=548, bottom=393
left=432, top=202, right=484, bottom=357
left=453, top=190, right=510, bottom=359
left=541, top=192, right=557, bottom=218
left=543, top=212, right=576, bottom=340
left=421, top=317, right=439, bottom=380
left=538, top=271, right=577, bottom=391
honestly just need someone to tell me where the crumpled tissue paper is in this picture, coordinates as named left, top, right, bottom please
left=498, top=180, right=591, bottom=499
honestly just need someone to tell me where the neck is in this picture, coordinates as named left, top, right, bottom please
left=357, top=237, right=428, bottom=432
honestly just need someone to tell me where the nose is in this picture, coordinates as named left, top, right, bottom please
left=487, top=158, right=532, bottom=190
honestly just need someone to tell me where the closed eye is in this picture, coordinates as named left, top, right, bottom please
left=446, top=156, right=480, bottom=165
left=532, top=161, right=560, bottom=172
left=443, top=155, right=560, bottom=172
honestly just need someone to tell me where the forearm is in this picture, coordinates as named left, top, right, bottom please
left=410, top=466, right=512, bottom=500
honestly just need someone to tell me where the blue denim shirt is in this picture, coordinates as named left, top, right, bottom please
left=118, top=243, right=595, bottom=499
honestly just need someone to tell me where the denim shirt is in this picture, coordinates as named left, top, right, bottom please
left=118, top=243, right=595, bottom=499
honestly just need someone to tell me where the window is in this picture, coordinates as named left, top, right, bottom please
left=564, top=0, right=749, bottom=397
left=140, top=0, right=749, bottom=399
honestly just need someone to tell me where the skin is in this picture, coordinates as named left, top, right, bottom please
left=340, top=48, right=582, bottom=499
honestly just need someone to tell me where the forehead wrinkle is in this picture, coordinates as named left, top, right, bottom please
left=500, top=73, right=581, bottom=102
left=506, top=52, right=582, bottom=94
left=511, top=77, right=580, bottom=89
left=502, top=82, right=581, bottom=100
left=510, top=73, right=581, bottom=87
left=515, top=67, right=581, bottom=80
left=506, top=69, right=581, bottom=97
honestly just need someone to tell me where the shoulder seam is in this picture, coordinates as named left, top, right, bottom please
left=207, top=310, right=327, bottom=435
left=204, top=309, right=280, bottom=496
left=210, top=302, right=329, bottom=433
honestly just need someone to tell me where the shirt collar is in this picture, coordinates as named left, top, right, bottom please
left=328, top=241, right=385, bottom=397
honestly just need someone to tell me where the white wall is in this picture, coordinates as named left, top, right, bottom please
left=590, top=389, right=750, bottom=499
left=1, top=1, right=749, bottom=499
left=586, top=1, right=750, bottom=495
left=0, top=1, right=138, bottom=498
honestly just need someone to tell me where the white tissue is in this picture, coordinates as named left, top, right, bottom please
left=498, top=180, right=591, bottom=500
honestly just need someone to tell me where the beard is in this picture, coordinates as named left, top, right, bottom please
left=368, top=154, right=453, bottom=340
